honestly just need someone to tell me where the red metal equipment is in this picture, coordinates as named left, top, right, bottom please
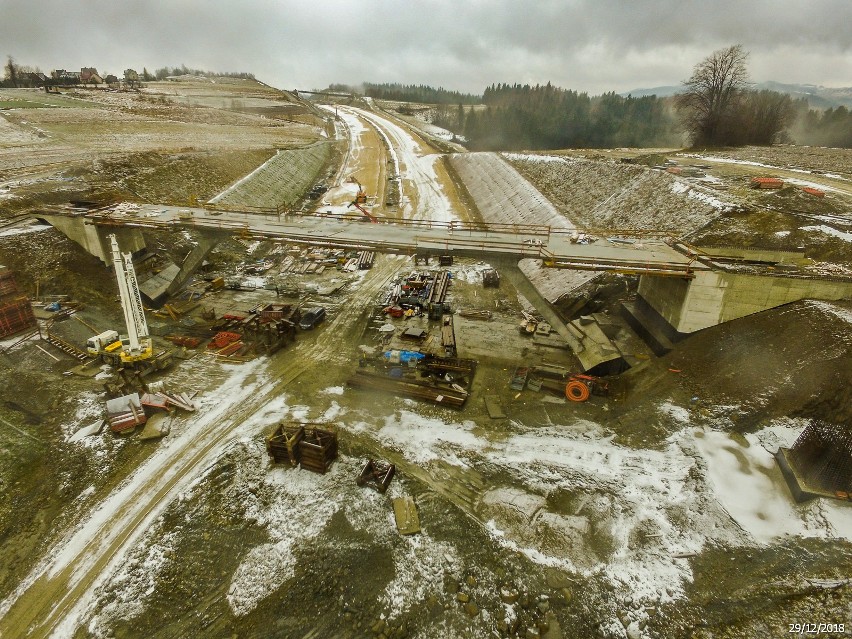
left=208, top=331, right=241, bottom=349
left=348, top=201, right=378, bottom=223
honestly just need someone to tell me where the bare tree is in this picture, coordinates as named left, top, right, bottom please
left=5, top=55, right=19, bottom=88
left=677, top=44, right=750, bottom=146
left=739, top=90, right=794, bottom=145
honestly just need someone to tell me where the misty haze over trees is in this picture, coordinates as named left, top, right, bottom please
left=450, top=84, right=677, bottom=150
left=326, top=83, right=480, bottom=106
left=354, top=46, right=850, bottom=152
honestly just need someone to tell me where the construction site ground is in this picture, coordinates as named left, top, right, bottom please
left=1, top=81, right=851, bottom=639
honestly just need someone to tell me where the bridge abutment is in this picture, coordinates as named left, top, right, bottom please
left=40, top=214, right=146, bottom=264
left=638, top=270, right=852, bottom=334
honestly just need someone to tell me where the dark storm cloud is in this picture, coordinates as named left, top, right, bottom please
left=2, top=0, right=850, bottom=94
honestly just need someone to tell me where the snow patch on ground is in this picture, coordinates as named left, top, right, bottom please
left=658, top=401, right=691, bottom=424
left=669, top=180, right=731, bottom=210
left=62, top=391, right=104, bottom=443
left=800, top=224, right=852, bottom=242
left=452, top=262, right=494, bottom=284
left=693, top=423, right=852, bottom=543
left=366, top=410, right=484, bottom=466
left=782, top=177, right=846, bottom=195
left=0, top=222, right=51, bottom=237
left=806, top=300, right=852, bottom=323
left=0, top=359, right=271, bottom=634
left=227, top=463, right=349, bottom=616
left=381, top=535, right=456, bottom=620
left=367, top=412, right=724, bottom=605
left=503, top=153, right=570, bottom=164
left=86, top=528, right=180, bottom=637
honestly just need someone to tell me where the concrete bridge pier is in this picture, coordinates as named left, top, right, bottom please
left=496, top=261, right=581, bottom=349
left=40, top=213, right=146, bottom=264
left=492, top=260, right=624, bottom=375
left=40, top=213, right=225, bottom=305
left=140, top=232, right=225, bottom=304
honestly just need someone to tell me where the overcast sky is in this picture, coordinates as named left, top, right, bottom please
left=2, top=0, right=850, bottom=94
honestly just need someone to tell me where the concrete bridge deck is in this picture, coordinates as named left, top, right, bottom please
left=62, top=203, right=707, bottom=278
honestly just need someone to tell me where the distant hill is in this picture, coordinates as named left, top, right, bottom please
left=622, top=82, right=852, bottom=109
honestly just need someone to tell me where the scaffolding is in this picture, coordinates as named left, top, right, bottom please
left=0, top=266, right=36, bottom=338
left=788, top=420, right=852, bottom=494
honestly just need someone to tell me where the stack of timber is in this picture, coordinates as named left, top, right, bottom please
left=427, top=271, right=451, bottom=306
left=357, top=251, right=376, bottom=270
left=347, top=370, right=468, bottom=407
left=458, top=309, right=492, bottom=321
left=440, top=315, right=456, bottom=357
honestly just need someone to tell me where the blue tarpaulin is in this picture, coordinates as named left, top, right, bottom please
left=383, top=350, right=426, bottom=364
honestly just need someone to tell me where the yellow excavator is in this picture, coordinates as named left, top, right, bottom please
left=347, top=176, right=368, bottom=205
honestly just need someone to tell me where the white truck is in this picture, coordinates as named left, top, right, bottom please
left=86, top=329, right=120, bottom=355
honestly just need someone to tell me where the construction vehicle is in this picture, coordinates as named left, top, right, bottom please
left=565, top=374, right=609, bottom=402
left=91, top=235, right=172, bottom=373
left=347, top=176, right=368, bottom=205
left=86, top=330, right=120, bottom=355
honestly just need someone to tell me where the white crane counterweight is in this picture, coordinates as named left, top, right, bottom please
left=109, top=234, right=152, bottom=362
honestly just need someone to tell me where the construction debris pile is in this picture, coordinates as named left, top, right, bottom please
left=224, top=244, right=375, bottom=291
left=510, top=362, right=610, bottom=401
left=105, top=386, right=196, bottom=437
left=381, top=269, right=452, bottom=319
left=206, top=303, right=301, bottom=358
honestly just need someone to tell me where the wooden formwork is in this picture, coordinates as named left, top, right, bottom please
left=298, top=428, right=338, bottom=474
left=356, top=459, right=396, bottom=493
left=266, top=424, right=305, bottom=466
left=266, top=423, right=338, bottom=473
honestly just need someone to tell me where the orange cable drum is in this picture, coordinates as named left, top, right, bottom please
left=565, top=380, right=590, bottom=402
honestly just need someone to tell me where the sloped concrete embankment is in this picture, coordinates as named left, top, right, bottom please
left=209, top=142, right=333, bottom=210
left=448, top=152, right=596, bottom=305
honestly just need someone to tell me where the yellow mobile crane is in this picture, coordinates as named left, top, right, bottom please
left=111, top=234, right=153, bottom=363
left=89, top=234, right=171, bottom=373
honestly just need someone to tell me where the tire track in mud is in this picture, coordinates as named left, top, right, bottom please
left=0, top=257, right=401, bottom=639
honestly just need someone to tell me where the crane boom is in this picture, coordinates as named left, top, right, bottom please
left=109, top=234, right=151, bottom=360
left=347, top=201, right=378, bottom=223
